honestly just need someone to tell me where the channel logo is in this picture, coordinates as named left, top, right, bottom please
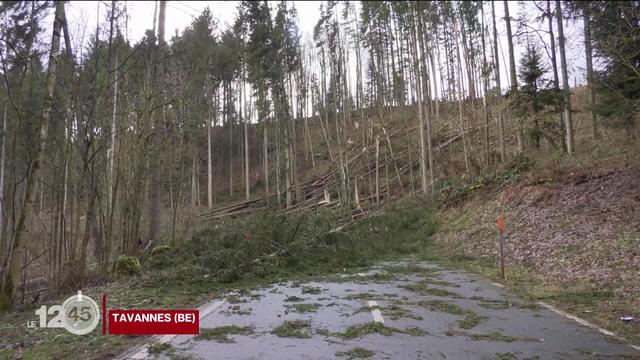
left=27, top=291, right=199, bottom=336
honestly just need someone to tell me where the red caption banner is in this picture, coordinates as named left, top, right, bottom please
left=108, top=309, right=199, bottom=335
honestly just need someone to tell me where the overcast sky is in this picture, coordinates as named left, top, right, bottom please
left=62, top=1, right=588, bottom=91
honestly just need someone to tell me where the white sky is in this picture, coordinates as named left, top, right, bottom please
left=61, top=1, right=588, bottom=94
left=66, top=1, right=321, bottom=47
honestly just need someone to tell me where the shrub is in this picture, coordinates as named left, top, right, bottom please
left=113, top=256, right=141, bottom=275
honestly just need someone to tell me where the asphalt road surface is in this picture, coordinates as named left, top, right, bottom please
left=122, top=261, right=640, bottom=360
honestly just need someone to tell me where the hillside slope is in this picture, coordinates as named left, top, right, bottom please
left=433, top=144, right=640, bottom=343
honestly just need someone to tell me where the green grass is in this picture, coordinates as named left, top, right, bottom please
left=417, top=300, right=466, bottom=315
left=384, top=304, right=424, bottom=320
left=402, top=326, right=428, bottom=336
left=479, top=299, right=513, bottom=310
left=147, top=343, right=172, bottom=355
left=226, top=295, right=248, bottom=304
left=338, top=322, right=396, bottom=339
left=457, top=311, right=487, bottom=329
left=382, top=265, right=436, bottom=276
left=469, top=331, right=518, bottom=342
left=493, top=353, right=519, bottom=360
left=229, top=305, right=252, bottom=315
left=0, top=349, right=15, bottom=360
left=286, top=303, right=320, bottom=313
left=301, top=286, right=322, bottom=294
left=336, top=347, right=375, bottom=358
left=344, top=292, right=378, bottom=300
left=272, top=320, right=312, bottom=338
left=196, top=326, right=254, bottom=343
left=399, top=281, right=461, bottom=298
left=284, top=295, right=306, bottom=302
left=335, top=322, right=426, bottom=339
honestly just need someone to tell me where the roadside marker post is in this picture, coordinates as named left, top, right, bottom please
left=498, top=215, right=505, bottom=280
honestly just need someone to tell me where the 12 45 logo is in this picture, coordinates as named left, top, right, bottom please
left=27, top=291, right=100, bottom=335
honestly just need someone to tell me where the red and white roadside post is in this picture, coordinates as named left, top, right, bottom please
left=498, top=214, right=505, bottom=280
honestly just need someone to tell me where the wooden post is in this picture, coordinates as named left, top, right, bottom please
left=498, top=214, right=505, bottom=280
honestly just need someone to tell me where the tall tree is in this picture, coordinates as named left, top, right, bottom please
left=504, top=0, right=524, bottom=152
left=582, top=4, right=597, bottom=139
left=555, top=0, right=574, bottom=154
left=0, top=0, right=63, bottom=310
left=492, top=1, right=506, bottom=162
left=148, top=0, right=166, bottom=245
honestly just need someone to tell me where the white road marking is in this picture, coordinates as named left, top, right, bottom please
left=538, top=301, right=615, bottom=336
left=538, top=301, right=640, bottom=352
left=123, top=300, right=227, bottom=359
left=368, top=300, right=384, bottom=324
left=491, top=285, right=639, bottom=353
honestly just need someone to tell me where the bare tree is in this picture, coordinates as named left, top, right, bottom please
left=504, top=0, right=524, bottom=153
left=148, top=0, right=166, bottom=245
left=0, top=0, right=64, bottom=310
left=556, top=0, right=574, bottom=154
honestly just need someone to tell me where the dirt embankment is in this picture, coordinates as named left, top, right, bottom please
left=434, top=163, right=640, bottom=325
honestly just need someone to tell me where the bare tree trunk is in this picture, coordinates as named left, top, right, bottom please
left=105, top=0, right=118, bottom=270
left=375, top=137, right=380, bottom=204
left=207, top=90, right=213, bottom=209
left=546, top=0, right=565, bottom=150
left=191, top=151, right=197, bottom=208
left=492, top=1, right=506, bottom=162
left=455, top=21, right=470, bottom=174
left=227, top=83, right=234, bottom=197
left=504, top=0, right=524, bottom=153
left=481, top=4, right=491, bottom=166
left=556, top=0, right=574, bottom=154
left=418, top=15, right=435, bottom=193
left=0, top=1, right=63, bottom=310
left=0, top=107, right=5, bottom=259
left=410, top=6, right=428, bottom=194
left=243, top=78, right=250, bottom=200
left=263, top=122, right=269, bottom=206
left=147, top=0, right=166, bottom=245
left=584, top=6, right=597, bottom=140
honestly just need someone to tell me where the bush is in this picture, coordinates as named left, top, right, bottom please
left=113, top=256, right=141, bottom=275
left=496, top=153, right=535, bottom=185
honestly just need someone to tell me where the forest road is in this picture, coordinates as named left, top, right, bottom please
left=121, top=261, right=640, bottom=359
